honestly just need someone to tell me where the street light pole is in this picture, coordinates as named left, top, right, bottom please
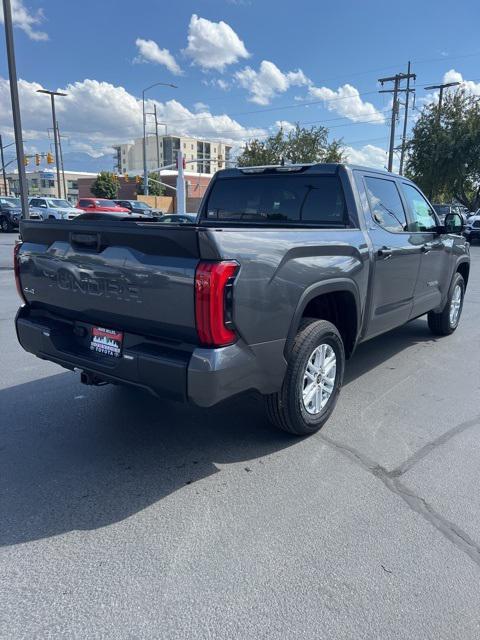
left=0, top=134, right=8, bottom=195
left=37, top=89, right=67, bottom=198
left=2, top=0, right=29, bottom=216
left=142, top=81, right=177, bottom=196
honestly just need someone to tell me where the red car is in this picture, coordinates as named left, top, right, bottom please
left=77, top=198, right=130, bottom=213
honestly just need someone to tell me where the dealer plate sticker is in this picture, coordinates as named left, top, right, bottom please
left=90, top=326, right=123, bottom=358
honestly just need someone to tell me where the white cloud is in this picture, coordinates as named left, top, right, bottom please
left=308, top=84, right=385, bottom=124
left=184, top=14, right=249, bottom=71
left=443, top=69, right=480, bottom=96
left=201, top=78, right=231, bottom=91
left=344, top=144, right=387, bottom=169
left=0, top=0, right=48, bottom=41
left=193, top=101, right=209, bottom=112
left=0, top=77, right=265, bottom=157
left=134, top=38, right=183, bottom=75
left=235, top=60, right=310, bottom=105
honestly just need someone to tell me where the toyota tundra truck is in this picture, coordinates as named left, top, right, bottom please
left=14, top=164, right=470, bottom=435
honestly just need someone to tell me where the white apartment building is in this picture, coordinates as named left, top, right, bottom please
left=114, top=135, right=232, bottom=176
left=7, top=169, right=98, bottom=203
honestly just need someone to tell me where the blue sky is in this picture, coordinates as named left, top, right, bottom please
left=1, top=0, right=480, bottom=169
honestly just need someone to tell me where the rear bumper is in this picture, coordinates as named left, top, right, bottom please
left=15, top=307, right=287, bottom=407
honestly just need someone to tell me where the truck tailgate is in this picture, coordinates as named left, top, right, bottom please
left=17, top=220, right=208, bottom=343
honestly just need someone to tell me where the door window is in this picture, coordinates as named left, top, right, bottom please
left=402, top=183, right=437, bottom=232
left=364, top=176, right=407, bottom=233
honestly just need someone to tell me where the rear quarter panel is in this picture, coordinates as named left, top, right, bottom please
left=206, top=227, right=370, bottom=346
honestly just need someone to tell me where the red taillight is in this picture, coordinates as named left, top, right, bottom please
left=14, top=241, right=27, bottom=304
left=195, top=260, right=239, bottom=347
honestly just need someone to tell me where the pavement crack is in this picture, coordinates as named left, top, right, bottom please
left=389, top=414, right=480, bottom=478
left=320, top=433, right=480, bottom=568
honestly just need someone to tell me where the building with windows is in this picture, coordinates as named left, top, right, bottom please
left=6, top=169, right=98, bottom=203
left=114, top=135, right=232, bottom=176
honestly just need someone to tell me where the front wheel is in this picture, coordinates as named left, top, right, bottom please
left=0, top=217, right=10, bottom=232
left=428, top=273, right=465, bottom=336
left=265, top=319, right=345, bottom=435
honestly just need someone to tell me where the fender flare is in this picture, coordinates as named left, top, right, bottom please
left=285, top=278, right=362, bottom=356
left=437, top=257, right=470, bottom=312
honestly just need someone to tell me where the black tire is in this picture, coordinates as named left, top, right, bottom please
left=428, top=272, right=465, bottom=336
left=265, top=319, right=345, bottom=436
left=0, top=217, right=9, bottom=233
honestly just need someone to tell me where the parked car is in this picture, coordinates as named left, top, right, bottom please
left=77, top=198, right=130, bottom=213
left=463, top=214, right=480, bottom=242
left=159, top=213, right=197, bottom=224
left=0, top=196, right=22, bottom=231
left=113, top=200, right=154, bottom=217
left=433, top=203, right=467, bottom=223
left=29, top=197, right=84, bottom=221
left=15, top=163, right=469, bottom=436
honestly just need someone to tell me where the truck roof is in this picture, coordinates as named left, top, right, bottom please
left=217, top=163, right=402, bottom=179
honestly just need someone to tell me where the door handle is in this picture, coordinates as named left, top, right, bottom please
left=377, top=246, right=393, bottom=259
left=422, top=241, right=444, bottom=253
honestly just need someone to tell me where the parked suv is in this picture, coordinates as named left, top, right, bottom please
left=15, top=164, right=469, bottom=436
left=77, top=198, right=130, bottom=213
left=463, top=214, right=480, bottom=242
left=29, top=198, right=84, bottom=221
left=0, top=196, right=22, bottom=231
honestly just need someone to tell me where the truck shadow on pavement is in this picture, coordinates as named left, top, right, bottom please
left=0, top=318, right=435, bottom=547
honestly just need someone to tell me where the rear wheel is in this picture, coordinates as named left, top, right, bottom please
left=265, top=319, right=345, bottom=435
left=428, top=273, right=465, bottom=336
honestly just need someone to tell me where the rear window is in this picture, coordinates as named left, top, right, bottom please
left=205, top=175, right=347, bottom=226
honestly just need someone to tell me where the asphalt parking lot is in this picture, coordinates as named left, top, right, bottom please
left=1, top=231, right=480, bottom=639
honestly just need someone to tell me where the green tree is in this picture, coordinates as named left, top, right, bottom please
left=91, top=171, right=119, bottom=199
left=406, top=90, right=480, bottom=209
left=136, top=173, right=165, bottom=196
left=236, top=124, right=345, bottom=167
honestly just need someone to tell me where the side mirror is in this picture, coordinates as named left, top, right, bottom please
left=444, top=212, right=464, bottom=234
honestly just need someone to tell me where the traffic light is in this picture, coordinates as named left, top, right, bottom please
left=23, top=156, right=29, bottom=166
left=46, top=152, right=54, bottom=164
left=123, top=173, right=129, bottom=182
left=35, top=154, right=41, bottom=166
left=175, top=156, right=186, bottom=169
left=135, top=175, right=141, bottom=184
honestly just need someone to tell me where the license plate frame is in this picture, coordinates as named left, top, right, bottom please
left=90, top=326, right=124, bottom=358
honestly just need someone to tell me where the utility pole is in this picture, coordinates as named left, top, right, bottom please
left=424, top=80, right=461, bottom=124
left=142, top=82, right=177, bottom=197
left=379, top=67, right=416, bottom=173
left=37, top=89, right=67, bottom=198
left=0, top=135, right=7, bottom=195
left=2, top=0, right=30, bottom=217
left=399, top=61, right=415, bottom=176
left=423, top=80, right=461, bottom=199
left=56, top=123, right=67, bottom=200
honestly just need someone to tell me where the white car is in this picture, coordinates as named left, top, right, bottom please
left=463, top=214, right=480, bottom=243
left=28, top=197, right=84, bottom=221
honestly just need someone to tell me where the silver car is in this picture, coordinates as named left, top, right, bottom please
left=28, top=197, right=84, bottom=221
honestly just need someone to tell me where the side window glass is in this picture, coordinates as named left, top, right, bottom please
left=364, top=176, right=407, bottom=233
left=402, top=184, right=437, bottom=232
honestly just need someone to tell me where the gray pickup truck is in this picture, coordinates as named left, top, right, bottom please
left=15, top=164, right=469, bottom=435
